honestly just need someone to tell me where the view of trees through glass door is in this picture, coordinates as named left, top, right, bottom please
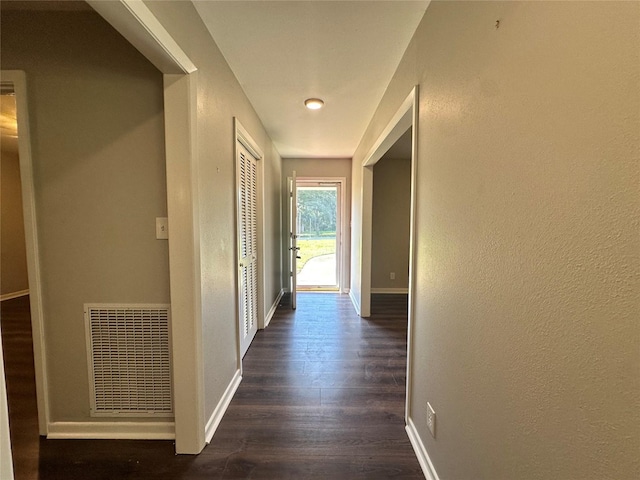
left=296, top=181, right=340, bottom=290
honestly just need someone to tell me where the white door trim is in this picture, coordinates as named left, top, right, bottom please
left=288, top=173, right=298, bottom=309
left=163, top=73, right=206, bottom=454
left=234, top=119, right=265, bottom=364
left=295, top=177, right=347, bottom=292
left=89, top=1, right=205, bottom=454
left=360, top=88, right=416, bottom=317
left=1, top=70, right=50, bottom=435
left=359, top=86, right=419, bottom=423
left=86, top=0, right=196, bottom=74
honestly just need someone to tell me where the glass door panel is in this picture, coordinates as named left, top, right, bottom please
left=296, top=182, right=340, bottom=290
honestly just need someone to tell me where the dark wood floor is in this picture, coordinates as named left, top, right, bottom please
left=1, top=295, right=40, bottom=478
left=2, top=293, right=423, bottom=479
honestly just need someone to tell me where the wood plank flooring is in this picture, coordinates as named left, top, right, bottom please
left=1, top=293, right=423, bottom=479
left=1, top=295, right=40, bottom=478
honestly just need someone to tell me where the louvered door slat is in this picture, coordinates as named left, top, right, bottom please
left=237, top=142, right=259, bottom=357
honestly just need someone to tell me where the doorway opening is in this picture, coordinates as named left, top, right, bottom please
left=1, top=75, right=45, bottom=477
left=370, top=128, right=412, bottom=304
left=295, top=180, right=343, bottom=291
left=358, top=87, right=418, bottom=424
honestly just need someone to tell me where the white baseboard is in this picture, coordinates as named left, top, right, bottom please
left=406, top=417, right=440, bottom=480
left=47, top=421, right=175, bottom=440
left=205, top=369, right=242, bottom=444
left=371, top=288, right=409, bottom=294
left=349, top=289, right=361, bottom=316
left=0, top=289, right=29, bottom=301
left=264, top=289, right=284, bottom=328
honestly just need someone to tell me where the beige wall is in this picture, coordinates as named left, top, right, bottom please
left=1, top=146, right=29, bottom=296
left=281, top=158, right=351, bottom=290
left=266, top=144, right=283, bottom=306
left=371, top=155, right=411, bottom=291
left=352, top=2, right=639, bottom=479
left=1, top=10, right=170, bottom=422
left=143, top=1, right=283, bottom=422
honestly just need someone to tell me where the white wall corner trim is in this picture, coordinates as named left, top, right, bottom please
left=2, top=70, right=50, bottom=436
left=205, top=369, right=242, bottom=444
left=406, top=417, right=440, bottom=480
left=264, top=289, right=284, bottom=328
left=0, top=290, right=29, bottom=302
left=371, top=288, right=409, bottom=294
left=349, top=289, right=361, bottom=316
left=86, top=0, right=196, bottom=74
left=47, top=421, right=175, bottom=440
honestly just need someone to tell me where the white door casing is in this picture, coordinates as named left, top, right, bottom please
left=288, top=172, right=298, bottom=309
left=235, top=120, right=264, bottom=359
left=294, top=178, right=345, bottom=291
left=360, top=86, right=418, bottom=423
left=1, top=71, right=49, bottom=437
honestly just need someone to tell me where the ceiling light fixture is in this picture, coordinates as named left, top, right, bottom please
left=304, top=98, right=324, bottom=110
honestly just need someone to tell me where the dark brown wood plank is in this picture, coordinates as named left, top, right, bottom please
left=1, top=296, right=40, bottom=479
left=2, top=293, right=423, bottom=479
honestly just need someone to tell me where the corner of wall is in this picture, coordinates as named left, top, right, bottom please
left=204, top=369, right=242, bottom=444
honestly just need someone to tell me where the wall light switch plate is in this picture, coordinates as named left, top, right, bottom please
left=390, top=272, right=396, bottom=280
left=156, top=217, right=169, bottom=240
left=427, top=402, right=436, bottom=438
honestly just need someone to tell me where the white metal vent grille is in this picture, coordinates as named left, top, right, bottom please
left=84, top=304, right=172, bottom=417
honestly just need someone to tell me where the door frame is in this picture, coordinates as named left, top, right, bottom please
left=288, top=172, right=298, bottom=309
left=234, top=118, right=265, bottom=362
left=360, top=86, right=418, bottom=422
left=295, top=177, right=346, bottom=292
left=1, top=70, right=49, bottom=435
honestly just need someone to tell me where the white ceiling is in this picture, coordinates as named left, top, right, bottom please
left=193, top=0, right=429, bottom=158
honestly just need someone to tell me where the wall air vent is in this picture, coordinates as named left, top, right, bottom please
left=84, top=304, right=173, bottom=417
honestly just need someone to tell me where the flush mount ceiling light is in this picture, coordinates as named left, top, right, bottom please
left=304, top=98, right=324, bottom=110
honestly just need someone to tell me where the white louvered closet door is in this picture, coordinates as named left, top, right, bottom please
left=238, top=143, right=259, bottom=358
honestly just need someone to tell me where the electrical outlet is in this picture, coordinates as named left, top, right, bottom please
left=427, top=402, right=436, bottom=438
left=390, top=272, right=396, bottom=280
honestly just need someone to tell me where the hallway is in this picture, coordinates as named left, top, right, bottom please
left=2, top=293, right=422, bottom=479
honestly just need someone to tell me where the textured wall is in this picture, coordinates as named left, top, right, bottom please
left=352, top=1, right=639, bottom=479
left=1, top=146, right=29, bottom=296
left=1, top=10, right=171, bottom=422
left=371, top=156, right=411, bottom=290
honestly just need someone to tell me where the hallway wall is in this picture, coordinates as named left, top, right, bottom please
left=352, top=1, right=639, bottom=478
left=1, top=8, right=170, bottom=424
left=371, top=155, right=411, bottom=291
